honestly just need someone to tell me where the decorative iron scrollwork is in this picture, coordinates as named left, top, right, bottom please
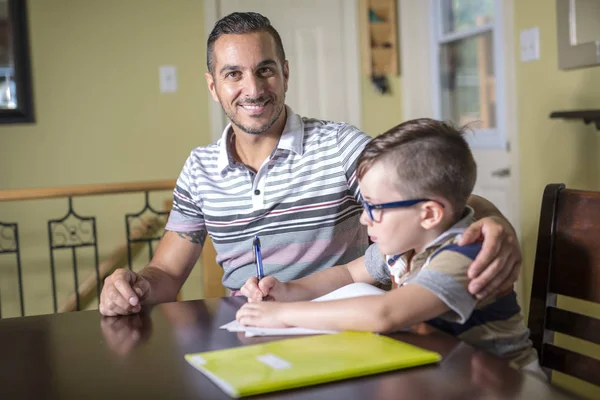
left=48, top=198, right=100, bottom=313
left=0, top=223, right=18, bottom=253
left=125, top=192, right=169, bottom=269
left=0, top=222, right=24, bottom=317
left=49, top=213, right=96, bottom=248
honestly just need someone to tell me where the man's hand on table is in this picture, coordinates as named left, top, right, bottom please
left=99, top=268, right=150, bottom=316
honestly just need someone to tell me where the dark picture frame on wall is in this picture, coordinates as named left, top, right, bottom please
left=0, top=0, right=34, bottom=124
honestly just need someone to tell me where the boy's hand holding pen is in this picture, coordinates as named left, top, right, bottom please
left=240, top=236, right=283, bottom=302
left=252, top=235, right=269, bottom=302
left=241, top=276, right=280, bottom=302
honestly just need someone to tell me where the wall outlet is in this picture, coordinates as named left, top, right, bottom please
left=159, top=66, right=177, bottom=93
left=520, top=27, right=540, bottom=63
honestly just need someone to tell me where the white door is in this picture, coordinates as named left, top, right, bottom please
left=204, top=0, right=362, bottom=141
left=400, top=0, right=519, bottom=234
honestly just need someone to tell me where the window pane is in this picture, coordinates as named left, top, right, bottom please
left=439, top=32, right=496, bottom=129
left=441, top=0, right=495, bottom=35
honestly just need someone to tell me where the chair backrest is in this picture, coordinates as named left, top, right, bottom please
left=528, top=183, right=600, bottom=386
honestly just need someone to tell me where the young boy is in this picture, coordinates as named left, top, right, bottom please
left=236, top=118, right=540, bottom=373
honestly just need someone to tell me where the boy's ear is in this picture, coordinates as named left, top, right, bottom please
left=419, top=201, right=445, bottom=230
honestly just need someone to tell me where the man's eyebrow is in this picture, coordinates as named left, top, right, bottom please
left=218, top=60, right=277, bottom=75
left=256, top=59, right=277, bottom=68
left=219, top=64, right=240, bottom=74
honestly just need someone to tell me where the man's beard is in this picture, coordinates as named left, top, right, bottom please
left=221, top=96, right=285, bottom=135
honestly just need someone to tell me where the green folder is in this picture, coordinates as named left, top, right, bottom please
left=185, top=331, right=442, bottom=398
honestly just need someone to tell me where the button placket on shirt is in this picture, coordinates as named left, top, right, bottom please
left=251, top=159, right=271, bottom=210
left=395, top=251, right=430, bottom=286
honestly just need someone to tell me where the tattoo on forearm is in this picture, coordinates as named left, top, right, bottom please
left=172, top=230, right=207, bottom=246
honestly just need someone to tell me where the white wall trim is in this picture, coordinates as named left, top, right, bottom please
left=502, top=0, right=521, bottom=239
left=203, top=0, right=363, bottom=138
left=204, top=0, right=226, bottom=143
left=500, top=0, right=523, bottom=302
left=399, top=0, right=435, bottom=120
left=430, top=0, right=442, bottom=120
left=342, top=0, right=362, bottom=130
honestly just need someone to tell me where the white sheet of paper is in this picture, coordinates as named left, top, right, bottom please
left=220, top=282, right=387, bottom=337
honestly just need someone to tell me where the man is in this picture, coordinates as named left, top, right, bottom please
left=99, top=12, right=521, bottom=317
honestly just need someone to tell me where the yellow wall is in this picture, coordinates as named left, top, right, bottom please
left=358, top=0, right=402, bottom=136
left=0, top=0, right=209, bottom=188
left=514, top=1, right=600, bottom=398
left=0, top=0, right=210, bottom=316
left=0, top=0, right=401, bottom=317
left=361, top=75, right=402, bottom=136
left=515, top=3, right=600, bottom=302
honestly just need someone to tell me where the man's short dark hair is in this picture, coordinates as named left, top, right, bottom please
left=207, top=12, right=286, bottom=74
left=357, top=118, right=477, bottom=215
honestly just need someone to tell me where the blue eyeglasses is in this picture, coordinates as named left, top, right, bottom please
left=360, top=195, right=443, bottom=222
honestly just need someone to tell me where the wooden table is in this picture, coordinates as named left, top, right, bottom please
left=0, top=297, right=577, bottom=399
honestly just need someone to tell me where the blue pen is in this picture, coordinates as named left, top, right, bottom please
left=253, top=235, right=267, bottom=300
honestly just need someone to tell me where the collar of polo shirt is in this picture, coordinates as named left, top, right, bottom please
left=216, top=105, right=304, bottom=174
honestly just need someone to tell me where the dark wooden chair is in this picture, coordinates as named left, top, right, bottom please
left=528, top=183, right=600, bottom=387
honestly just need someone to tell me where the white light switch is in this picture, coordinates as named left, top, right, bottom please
left=520, top=27, right=540, bottom=63
left=159, top=66, right=177, bottom=93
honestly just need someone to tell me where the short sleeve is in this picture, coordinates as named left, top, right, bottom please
left=165, top=152, right=206, bottom=232
left=336, top=124, right=371, bottom=203
left=364, top=243, right=391, bottom=285
left=405, top=243, right=481, bottom=323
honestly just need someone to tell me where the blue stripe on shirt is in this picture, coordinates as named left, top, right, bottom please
left=430, top=242, right=482, bottom=262
left=426, top=291, right=522, bottom=336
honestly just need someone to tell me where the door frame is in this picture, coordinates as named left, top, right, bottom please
left=398, top=0, right=520, bottom=236
left=204, top=0, right=363, bottom=142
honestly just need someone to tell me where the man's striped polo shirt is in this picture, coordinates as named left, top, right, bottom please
left=165, top=107, right=372, bottom=290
